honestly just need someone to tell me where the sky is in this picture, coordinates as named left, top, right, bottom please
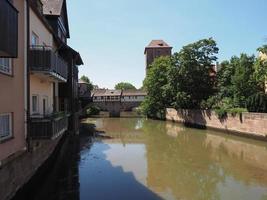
left=67, top=0, right=267, bottom=89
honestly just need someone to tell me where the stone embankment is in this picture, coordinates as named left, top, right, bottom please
left=166, top=108, right=267, bottom=140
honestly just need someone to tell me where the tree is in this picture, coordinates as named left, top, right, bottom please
left=171, top=38, right=219, bottom=109
left=80, top=75, right=94, bottom=91
left=206, top=52, right=267, bottom=113
left=141, top=56, right=173, bottom=119
left=231, top=54, right=258, bottom=107
left=115, top=82, right=136, bottom=90
left=257, top=45, right=267, bottom=55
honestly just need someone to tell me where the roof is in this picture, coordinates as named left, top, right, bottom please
left=60, top=44, right=83, bottom=65
left=92, top=89, right=122, bottom=97
left=92, top=89, right=106, bottom=97
left=122, top=90, right=147, bottom=96
left=41, top=0, right=64, bottom=15
left=144, top=40, right=172, bottom=54
left=104, top=90, right=122, bottom=96
left=41, top=0, right=70, bottom=38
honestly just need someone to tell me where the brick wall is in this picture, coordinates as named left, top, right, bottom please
left=166, top=108, right=267, bottom=139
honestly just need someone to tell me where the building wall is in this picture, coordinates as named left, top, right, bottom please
left=121, top=95, right=145, bottom=102
left=30, top=74, right=53, bottom=116
left=166, top=108, right=267, bottom=139
left=93, top=96, right=121, bottom=102
left=29, top=8, right=56, bottom=116
left=29, top=8, right=52, bottom=46
left=145, top=48, right=172, bottom=70
left=0, top=0, right=26, bottom=162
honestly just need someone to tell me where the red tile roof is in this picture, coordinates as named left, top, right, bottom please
left=145, top=40, right=172, bottom=54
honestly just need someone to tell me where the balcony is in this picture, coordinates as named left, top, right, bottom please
left=29, top=46, right=68, bottom=82
left=0, top=0, right=18, bottom=58
left=30, top=113, right=70, bottom=140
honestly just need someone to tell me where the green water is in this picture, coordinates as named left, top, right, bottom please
left=80, top=118, right=267, bottom=200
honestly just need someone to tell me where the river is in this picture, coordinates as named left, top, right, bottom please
left=14, top=118, right=267, bottom=200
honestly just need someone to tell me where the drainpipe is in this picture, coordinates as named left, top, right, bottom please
left=26, top=0, right=31, bottom=151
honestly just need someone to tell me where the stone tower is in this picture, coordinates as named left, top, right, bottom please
left=144, top=40, right=172, bottom=73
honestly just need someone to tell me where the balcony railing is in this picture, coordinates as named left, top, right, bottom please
left=30, top=113, right=70, bottom=140
left=0, top=0, right=18, bottom=57
left=29, top=46, right=68, bottom=82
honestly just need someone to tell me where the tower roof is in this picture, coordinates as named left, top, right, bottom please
left=144, top=40, right=172, bottom=54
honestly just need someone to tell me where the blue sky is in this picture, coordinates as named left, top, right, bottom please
left=67, top=0, right=267, bottom=89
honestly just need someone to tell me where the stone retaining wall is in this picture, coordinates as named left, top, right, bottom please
left=166, top=108, right=267, bottom=139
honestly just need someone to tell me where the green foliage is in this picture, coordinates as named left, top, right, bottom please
left=214, top=108, right=228, bottom=119
left=81, top=75, right=90, bottom=83
left=246, top=92, right=267, bottom=113
left=142, top=38, right=219, bottom=117
left=205, top=52, right=267, bottom=114
left=141, top=56, right=173, bottom=119
left=253, top=58, right=267, bottom=90
left=171, top=38, right=218, bottom=109
left=80, top=75, right=94, bottom=91
left=214, top=107, right=248, bottom=119
left=133, top=107, right=145, bottom=115
left=230, top=54, right=258, bottom=107
left=257, top=45, right=267, bottom=55
left=115, top=82, right=136, bottom=90
left=216, top=60, right=235, bottom=98
left=86, top=105, right=100, bottom=116
left=228, top=108, right=248, bottom=115
left=143, top=39, right=267, bottom=118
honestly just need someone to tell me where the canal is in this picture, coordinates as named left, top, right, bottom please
left=14, top=118, right=267, bottom=200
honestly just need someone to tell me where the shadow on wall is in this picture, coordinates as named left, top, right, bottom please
left=176, top=109, right=210, bottom=129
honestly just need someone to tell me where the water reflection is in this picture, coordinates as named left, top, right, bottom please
left=79, top=142, right=162, bottom=200
left=82, top=118, right=267, bottom=200
left=13, top=118, right=267, bottom=200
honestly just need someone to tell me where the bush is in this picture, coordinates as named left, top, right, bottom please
left=212, top=98, right=247, bottom=118
left=86, top=106, right=100, bottom=116
left=228, top=107, right=248, bottom=115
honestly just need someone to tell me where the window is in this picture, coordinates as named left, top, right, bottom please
left=0, top=58, right=12, bottom=75
left=32, top=95, right=39, bottom=114
left=0, top=113, right=12, bottom=140
left=31, top=32, right=39, bottom=46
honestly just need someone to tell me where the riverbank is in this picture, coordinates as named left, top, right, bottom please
left=11, top=122, right=96, bottom=200
left=166, top=108, right=267, bottom=141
